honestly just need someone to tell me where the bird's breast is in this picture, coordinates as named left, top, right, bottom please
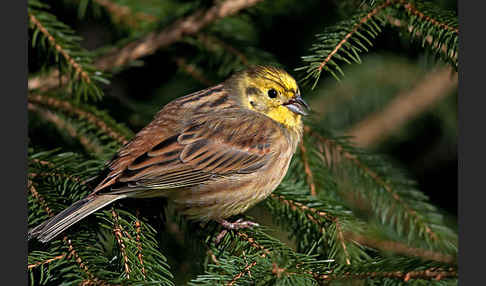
left=170, top=140, right=295, bottom=221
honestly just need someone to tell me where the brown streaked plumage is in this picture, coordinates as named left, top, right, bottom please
left=28, top=65, right=309, bottom=242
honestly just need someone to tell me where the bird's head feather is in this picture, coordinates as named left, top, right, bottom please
left=226, top=65, right=309, bottom=131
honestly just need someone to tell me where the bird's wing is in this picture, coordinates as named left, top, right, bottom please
left=93, top=108, right=280, bottom=195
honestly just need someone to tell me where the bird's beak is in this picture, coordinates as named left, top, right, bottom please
left=283, top=94, right=310, bottom=116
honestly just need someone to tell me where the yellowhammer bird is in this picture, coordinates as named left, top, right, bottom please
left=28, top=65, right=309, bottom=242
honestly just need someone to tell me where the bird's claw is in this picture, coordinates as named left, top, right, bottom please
left=214, top=218, right=259, bottom=244
left=219, top=218, right=259, bottom=230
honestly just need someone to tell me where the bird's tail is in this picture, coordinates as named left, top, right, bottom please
left=28, top=194, right=122, bottom=243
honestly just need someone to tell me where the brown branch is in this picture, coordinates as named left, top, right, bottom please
left=29, top=172, right=84, bottom=186
left=318, top=1, right=392, bottom=72
left=28, top=254, right=66, bottom=270
left=174, top=58, right=214, bottom=86
left=270, top=194, right=351, bottom=264
left=28, top=103, right=104, bottom=155
left=95, top=0, right=263, bottom=70
left=28, top=94, right=129, bottom=145
left=404, top=3, right=458, bottom=34
left=134, top=211, right=146, bottom=279
left=28, top=12, right=91, bottom=84
left=63, top=236, right=98, bottom=281
left=299, top=143, right=317, bottom=196
left=387, top=16, right=457, bottom=61
left=316, top=0, right=458, bottom=76
left=271, top=179, right=452, bottom=264
left=306, top=128, right=439, bottom=242
left=29, top=158, right=55, bottom=167
left=28, top=0, right=262, bottom=92
left=235, top=231, right=270, bottom=258
left=315, top=267, right=457, bottom=282
left=93, top=0, right=157, bottom=28
left=227, top=260, right=257, bottom=286
left=224, top=231, right=269, bottom=285
left=28, top=179, right=54, bottom=217
left=347, top=66, right=457, bottom=148
left=111, top=209, right=131, bottom=279
left=28, top=178, right=103, bottom=283
left=345, top=232, right=455, bottom=263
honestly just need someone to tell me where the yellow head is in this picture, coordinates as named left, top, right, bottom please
left=227, top=66, right=309, bottom=130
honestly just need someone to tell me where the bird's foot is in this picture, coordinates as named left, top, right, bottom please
left=214, top=218, right=259, bottom=244
left=218, top=218, right=259, bottom=230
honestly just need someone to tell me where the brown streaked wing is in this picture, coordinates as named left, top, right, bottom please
left=105, top=110, right=278, bottom=193
left=90, top=84, right=228, bottom=193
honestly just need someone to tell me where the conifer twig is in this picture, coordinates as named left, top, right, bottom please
left=28, top=103, right=104, bottom=155
left=270, top=194, right=351, bottom=264
left=346, top=66, right=457, bottom=148
left=235, top=231, right=270, bottom=258
left=227, top=261, right=258, bottom=286
left=306, top=128, right=440, bottom=242
left=134, top=211, right=146, bottom=279
left=403, top=2, right=458, bottom=34
left=95, top=0, right=263, bottom=70
left=345, top=232, right=455, bottom=263
left=28, top=179, right=104, bottom=283
left=299, top=142, right=317, bottom=196
left=28, top=254, right=66, bottom=270
left=317, top=1, right=392, bottom=73
left=387, top=16, right=457, bottom=60
left=315, top=267, right=457, bottom=282
left=28, top=94, right=129, bottom=145
left=111, top=209, right=131, bottom=279
left=29, top=0, right=262, bottom=92
left=223, top=230, right=270, bottom=285
left=28, top=12, right=91, bottom=85
left=30, top=158, right=55, bottom=167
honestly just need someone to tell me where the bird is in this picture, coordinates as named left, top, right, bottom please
left=28, top=65, right=310, bottom=243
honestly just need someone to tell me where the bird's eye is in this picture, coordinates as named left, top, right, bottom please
left=267, top=89, right=278, bottom=99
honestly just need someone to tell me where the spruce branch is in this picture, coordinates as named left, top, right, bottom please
left=298, top=0, right=458, bottom=87
left=403, top=2, right=458, bottom=34
left=318, top=267, right=457, bottom=282
left=134, top=212, right=147, bottom=280
left=346, top=66, right=457, bottom=148
left=345, top=232, right=455, bottom=264
left=28, top=0, right=107, bottom=101
left=28, top=0, right=263, bottom=93
left=192, top=226, right=328, bottom=286
left=309, top=129, right=438, bottom=241
left=28, top=253, right=67, bottom=270
left=28, top=152, right=174, bottom=285
left=297, top=1, right=390, bottom=87
left=28, top=178, right=111, bottom=285
left=95, top=0, right=263, bottom=70
left=29, top=103, right=105, bottom=155
left=387, top=16, right=457, bottom=62
left=268, top=189, right=363, bottom=265
left=28, top=94, right=132, bottom=145
left=227, top=260, right=258, bottom=286
left=299, top=143, right=317, bottom=197
left=111, top=209, right=131, bottom=279
left=305, top=127, right=457, bottom=253
left=28, top=13, right=90, bottom=85
left=395, top=1, right=458, bottom=68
